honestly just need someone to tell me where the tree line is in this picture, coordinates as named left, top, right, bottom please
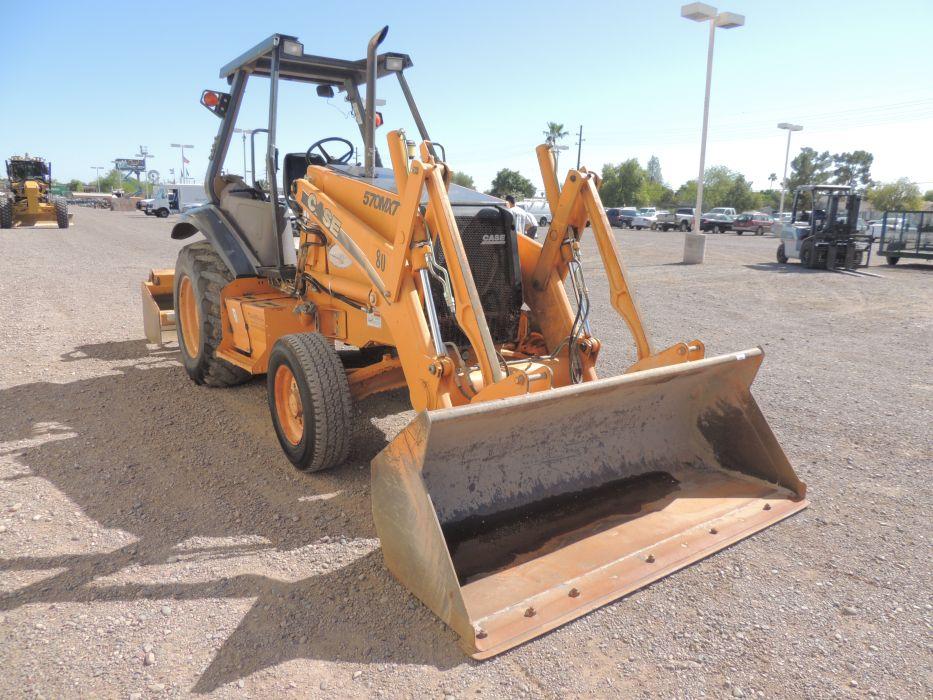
left=465, top=123, right=931, bottom=213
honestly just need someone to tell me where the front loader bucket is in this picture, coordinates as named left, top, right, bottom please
left=372, top=348, right=807, bottom=658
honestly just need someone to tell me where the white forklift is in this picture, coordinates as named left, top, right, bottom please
left=776, top=185, right=871, bottom=270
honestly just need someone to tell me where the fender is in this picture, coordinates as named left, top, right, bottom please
left=171, top=204, right=261, bottom=278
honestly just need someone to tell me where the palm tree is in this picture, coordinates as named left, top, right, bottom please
left=544, top=122, right=569, bottom=168
left=768, top=173, right=778, bottom=190
left=544, top=121, right=569, bottom=145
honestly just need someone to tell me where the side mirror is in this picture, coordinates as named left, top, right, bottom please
left=316, top=85, right=335, bottom=98
left=200, top=90, right=231, bottom=118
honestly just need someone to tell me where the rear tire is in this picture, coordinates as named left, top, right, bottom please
left=173, top=241, right=252, bottom=387
left=736, top=230, right=743, bottom=235
left=53, top=196, right=69, bottom=229
left=776, top=243, right=788, bottom=264
left=0, top=199, right=11, bottom=229
left=267, top=333, right=353, bottom=472
left=539, top=216, right=548, bottom=227
left=756, top=226, right=763, bottom=236
left=886, top=256, right=899, bottom=266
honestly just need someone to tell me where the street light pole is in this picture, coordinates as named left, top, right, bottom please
left=777, top=122, right=803, bottom=220
left=233, top=128, right=255, bottom=180
left=575, top=124, right=584, bottom=170
left=91, top=166, right=105, bottom=193
left=693, top=16, right=716, bottom=239
left=680, top=3, right=745, bottom=264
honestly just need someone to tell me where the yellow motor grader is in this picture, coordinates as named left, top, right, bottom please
left=1, top=155, right=71, bottom=228
left=141, top=28, right=807, bottom=658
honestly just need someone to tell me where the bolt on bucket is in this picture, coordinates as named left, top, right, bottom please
left=371, top=348, right=807, bottom=658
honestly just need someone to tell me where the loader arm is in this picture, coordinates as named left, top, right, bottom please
left=532, top=143, right=703, bottom=370
left=293, top=131, right=509, bottom=404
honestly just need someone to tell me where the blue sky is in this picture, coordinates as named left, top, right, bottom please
left=2, top=0, right=931, bottom=195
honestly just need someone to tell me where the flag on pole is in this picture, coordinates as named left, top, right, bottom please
left=183, top=155, right=190, bottom=164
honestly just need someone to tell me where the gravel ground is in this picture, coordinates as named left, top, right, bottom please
left=0, top=208, right=930, bottom=699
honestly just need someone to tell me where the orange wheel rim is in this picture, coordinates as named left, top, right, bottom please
left=178, top=276, right=200, bottom=358
left=274, top=364, right=304, bottom=445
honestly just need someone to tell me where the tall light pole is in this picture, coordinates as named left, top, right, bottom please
left=777, top=122, right=803, bottom=220
left=233, top=129, right=256, bottom=180
left=91, top=166, right=105, bottom=193
left=680, top=3, right=745, bottom=264
left=170, top=144, right=194, bottom=183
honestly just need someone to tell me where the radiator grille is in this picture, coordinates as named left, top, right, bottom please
left=428, top=206, right=523, bottom=350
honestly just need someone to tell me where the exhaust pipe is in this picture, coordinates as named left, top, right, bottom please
left=365, top=26, right=389, bottom=178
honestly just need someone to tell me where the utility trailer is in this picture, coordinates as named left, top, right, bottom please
left=877, top=210, right=933, bottom=265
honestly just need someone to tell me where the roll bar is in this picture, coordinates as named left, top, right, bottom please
left=202, top=28, right=426, bottom=277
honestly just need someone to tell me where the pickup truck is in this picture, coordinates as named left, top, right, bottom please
left=709, top=207, right=737, bottom=219
left=655, top=207, right=696, bottom=231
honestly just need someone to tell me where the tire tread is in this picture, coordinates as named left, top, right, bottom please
left=175, top=241, right=251, bottom=387
left=270, top=333, right=353, bottom=472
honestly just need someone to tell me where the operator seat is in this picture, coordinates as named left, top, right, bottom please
left=283, top=152, right=324, bottom=212
left=215, top=174, right=291, bottom=267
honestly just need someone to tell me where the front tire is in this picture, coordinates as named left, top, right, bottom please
left=538, top=216, right=548, bottom=227
left=886, top=256, right=899, bottom=266
left=173, top=242, right=252, bottom=387
left=53, top=196, right=69, bottom=229
left=800, top=240, right=817, bottom=269
left=756, top=226, right=763, bottom=236
left=776, top=243, right=788, bottom=263
left=267, top=333, right=353, bottom=472
left=680, top=220, right=690, bottom=232
left=157, top=208, right=169, bottom=218
left=0, top=199, right=11, bottom=229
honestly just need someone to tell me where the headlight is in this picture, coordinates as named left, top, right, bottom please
left=282, top=39, right=304, bottom=57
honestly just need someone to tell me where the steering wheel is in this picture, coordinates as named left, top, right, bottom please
left=306, top=137, right=355, bottom=166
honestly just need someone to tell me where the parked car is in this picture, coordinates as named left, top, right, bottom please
left=607, top=207, right=637, bottom=228
left=867, top=217, right=903, bottom=240
left=632, top=207, right=659, bottom=230
left=518, top=198, right=552, bottom=226
left=606, top=207, right=632, bottom=228
left=700, top=212, right=732, bottom=233
left=655, top=206, right=695, bottom=231
left=732, top=211, right=773, bottom=236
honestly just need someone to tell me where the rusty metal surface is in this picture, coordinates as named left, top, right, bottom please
left=370, top=348, right=808, bottom=658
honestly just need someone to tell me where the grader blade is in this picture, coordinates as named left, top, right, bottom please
left=371, top=348, right=807, bottom=658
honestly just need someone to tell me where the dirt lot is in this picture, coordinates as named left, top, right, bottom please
left=1, top=208, right=930, bottom=699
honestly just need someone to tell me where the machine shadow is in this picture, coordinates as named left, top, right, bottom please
left=60, top=339, right=174, bottom=363
left=0, top=344, right=450, bottom=676
left=744, top=262, right=820, bottom=274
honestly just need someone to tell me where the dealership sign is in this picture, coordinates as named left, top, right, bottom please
left=115, top=158, right=146, bottom=171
